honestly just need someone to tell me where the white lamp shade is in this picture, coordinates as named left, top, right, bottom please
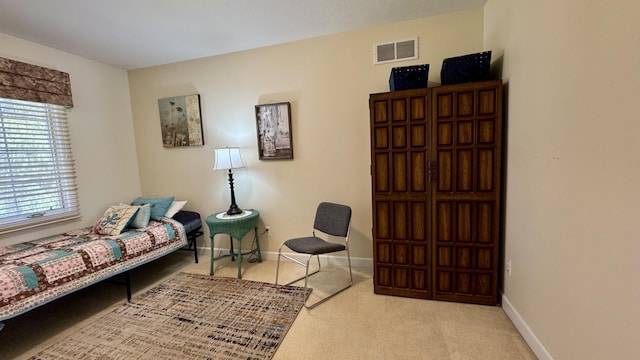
left=213, top=147, right=245, bottom=170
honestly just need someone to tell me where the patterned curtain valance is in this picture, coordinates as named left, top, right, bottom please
left=0, top=57, right=73, bottom=108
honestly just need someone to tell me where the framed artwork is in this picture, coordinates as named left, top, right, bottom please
left=255, top=102, right=293, bottom=160
left=157, top=94, right=204, bottom=147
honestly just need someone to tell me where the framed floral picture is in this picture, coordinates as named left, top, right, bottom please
left=157, top=94, right=204, bottom=147
left=255, top=102, right=293, bottom=160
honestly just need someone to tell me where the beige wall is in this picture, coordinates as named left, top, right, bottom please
left=6, top=2, right=638, bottom=358
left=0, top=33, right=141, bottom=246
left=128, top=8, right=484, bottom=260
left=484, top=0, right=640, bottom=359
left=3, top=1, right=639, bottom=357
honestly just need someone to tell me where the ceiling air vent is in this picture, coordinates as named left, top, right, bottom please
left=374, top=37, right=418, bottom=65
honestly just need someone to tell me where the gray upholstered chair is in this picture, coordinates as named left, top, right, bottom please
left=275, top=202, right=352, bottom=309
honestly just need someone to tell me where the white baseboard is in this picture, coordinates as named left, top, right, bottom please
left=501, top=293, right=554, bottom=360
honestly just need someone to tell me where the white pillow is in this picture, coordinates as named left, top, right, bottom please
left=164, top=200, right=187, bottom=218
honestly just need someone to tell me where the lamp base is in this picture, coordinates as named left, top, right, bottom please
left=225, top=168, right=243, bottom=216
left=226, top=204, right=243, bottom=216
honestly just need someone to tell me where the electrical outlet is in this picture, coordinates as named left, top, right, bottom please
left=265, top=226, right=270, bottom=235
left=506, top=259, right=512, bottom=276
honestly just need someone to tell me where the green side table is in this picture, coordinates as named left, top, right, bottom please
left=205, top=209, right=262, bottom=278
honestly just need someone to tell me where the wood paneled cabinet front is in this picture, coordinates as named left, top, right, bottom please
left=370, top=80, right=503, bottom=305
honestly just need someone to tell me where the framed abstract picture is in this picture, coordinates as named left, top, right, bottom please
left=157, top=94, right=204, bottom=147
left=255, top=102, right=293, bottom=160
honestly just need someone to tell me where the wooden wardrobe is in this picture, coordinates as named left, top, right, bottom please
left=369, top=80, right=503, bottom=305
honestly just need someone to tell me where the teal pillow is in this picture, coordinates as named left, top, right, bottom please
left=131, top=196, right=174, bottom=221
left=128, top=203, right=151, bottom=228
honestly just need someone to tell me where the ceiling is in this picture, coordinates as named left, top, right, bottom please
left=0, top=0, right=486, bottom=70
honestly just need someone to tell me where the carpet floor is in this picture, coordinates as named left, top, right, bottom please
left=27, top=272, right=310, bottom=360
left=2, top=252, right=538, bottom=360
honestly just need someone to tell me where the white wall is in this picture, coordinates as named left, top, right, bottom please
left=484, top=0, right=640, bottom=359
left=0, top=33, right=142, bottom=245
left=128, top=8, right=485, bottom=259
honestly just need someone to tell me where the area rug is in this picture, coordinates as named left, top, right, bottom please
left=28, top=272, right=311, bottom=360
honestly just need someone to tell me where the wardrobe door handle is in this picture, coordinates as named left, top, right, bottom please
left=428, top=161, right=438, bottom=182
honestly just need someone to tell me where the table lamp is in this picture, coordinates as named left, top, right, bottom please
left=213, top=147, right=245, bottom=215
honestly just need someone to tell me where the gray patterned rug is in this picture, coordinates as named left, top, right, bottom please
left=28, top=272, right=310, bottom=359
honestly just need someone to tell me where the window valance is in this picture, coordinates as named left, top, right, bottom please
left=0, top=57, right=73, bottom=108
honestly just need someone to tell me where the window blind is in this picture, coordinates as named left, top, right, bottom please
left=0, top=98, right=79, bottom=234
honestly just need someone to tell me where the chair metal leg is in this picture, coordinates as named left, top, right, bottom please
left=275, top=247, right=316, bottom=307
left=276, top=246, right=320, bottom=287
left=302, top=251, right=352, bottom=309
left=278, top=254, right=321, bottom=286
left=275, top=247, right=282, bottom=287
left=275, top=246, right=353, bottom=309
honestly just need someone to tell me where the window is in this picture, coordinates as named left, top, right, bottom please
left=0, top=98, right=79, bottom=234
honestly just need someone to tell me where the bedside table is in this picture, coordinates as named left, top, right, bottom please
left=205, top=209, right=262, bottom=278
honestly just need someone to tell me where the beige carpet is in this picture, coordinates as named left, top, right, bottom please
left=1, top=251, right=538, bottom=360
left=27, top=272, right=309, bottom=360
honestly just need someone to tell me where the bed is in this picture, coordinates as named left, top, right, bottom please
left=0, top=204, right=202, bottom=325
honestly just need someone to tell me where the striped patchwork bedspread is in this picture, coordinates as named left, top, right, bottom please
left=0, top=218, right=187, bottom=321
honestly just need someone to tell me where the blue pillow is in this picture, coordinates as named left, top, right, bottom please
left=127, top=203, right=151, bottom=228
left=131, top=196, right=175, bottom=221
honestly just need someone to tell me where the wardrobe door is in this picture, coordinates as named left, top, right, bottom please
left=370, top=89, right=431, bottom=299
left=430, top=80, right=502, bottom=305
